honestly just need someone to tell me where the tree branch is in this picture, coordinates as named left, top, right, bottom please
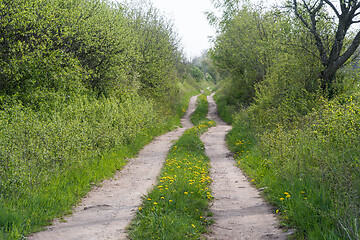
left=293, top=0, right=311, bottom=30
left=348, top=2, right=360, bottom=17
left=354, top=11, right=360, bottom=18
left=294, top=0, right=328, bottom=64
left=313, top=0, right=324, bottom=14
left=311, top=0, right=322, bottom=11
left=323, top=0, right=340, bottom=17
left=283, top=41, right=320, bottom=59
left=302, top=0, right=311, bottom=12
left=340, top=0, right=347, bottom=14
left=337, top=30, right=360, bottom=66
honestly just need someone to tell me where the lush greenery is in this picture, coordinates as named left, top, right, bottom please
left=0, top=0, right=212, bottom=239
left=190, top=92, right=211, bottom=125
left=128, top=94, right=216, bottom=239
left=0, top=94, right=169, bottom=239
left=210, top=1, right=360, bottom=239
left=191, top=51, right=221, bottom=84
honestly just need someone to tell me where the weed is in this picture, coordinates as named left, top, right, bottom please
left=223, top=94, right=360, bottom=239
left=128, top=93, right=216, bottom=239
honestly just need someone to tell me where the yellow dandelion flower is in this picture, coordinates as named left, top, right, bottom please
left=154, top=202, right=157, bottom=205
left=192, top=224, right=195, bottom=228
left=147, top=198, right=151, bottom=201
left=139, top=207, right=142, bottom=211
left=184, top=192, right=188, bottom=194
left=280, top=198, right=284, bottom=201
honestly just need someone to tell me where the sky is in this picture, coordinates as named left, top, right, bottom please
left=148, top=0, right=283, bottom=59
left=116, top=0, right=283, bottom=60
left=150, top=0, right=217, bottom=59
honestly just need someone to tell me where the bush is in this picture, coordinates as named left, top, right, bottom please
left=0, top=92, right=166, bottom=238
left=225, top=92, right=360, bottom=239
left=211, top=1, right=360, bottom=238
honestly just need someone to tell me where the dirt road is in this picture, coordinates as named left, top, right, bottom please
left=29, top=94, right=288, bottom=240
left=201, top=94, right=288, bottom=240
left=28, top=96, right=198, bottom=240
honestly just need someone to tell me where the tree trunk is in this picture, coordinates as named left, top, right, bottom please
left=320, top=67, right=336, bottom=99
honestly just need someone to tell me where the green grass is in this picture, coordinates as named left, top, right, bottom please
left=212, top=92, right=237, bottom=124
left=128, top=121, right=216, bottom=239
left=0, top=133, right=159, bottom=239
left=225, top=123, right=341, bottom=238
left=176, top=79, right=214, bottom=124
left=223, top=98, right=360, bottom=239
left=191, top=94, right=209, bottom=126
left=0, top=91, right=199, bottom=239
left=128, top=93, right=216, bottom=239
left=0, top=88, right=214, bottom=239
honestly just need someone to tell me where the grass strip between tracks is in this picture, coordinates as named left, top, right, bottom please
left=128, top=93, right=216, bottom=239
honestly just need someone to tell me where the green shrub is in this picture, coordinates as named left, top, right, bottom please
left=211, top=1, right=360, bottom=239
left=0, top=92, right=166, bottom=238
left=225, top=93, right=360, bottom=239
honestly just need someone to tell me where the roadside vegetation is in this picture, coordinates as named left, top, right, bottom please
left=209, top=0, right=360, bottom=239
left=190, top=90, right=212, bottom=126
left=128, top=93, right=215, bottom=239
left=0, top=0, right=214, bottom=239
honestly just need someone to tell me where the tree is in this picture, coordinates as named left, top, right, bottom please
left=191, top=51, right=219, bottom=83
left=190, top=66, right=205, bottom=82
left=290, top=0, right=360, bottom=97
left=210, top=6, right=274, bottom=105
left=207, top=0, right=242, bottom=29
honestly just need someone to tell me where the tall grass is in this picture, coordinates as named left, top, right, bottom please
left=0, top=93, right=176, bottom=239
left=222, top=94, right=360, bottom=239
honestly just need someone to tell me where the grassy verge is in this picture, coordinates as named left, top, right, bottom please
left=0, top=91, right=199, bottom=239
left=1, top=145, right=139, bottom=239
left=226, top=123, right=336, bottom=238
left=172, top=78, right=214, bottom=127
left=223, top=97, right=360, bottom=239
left=128, top=93, right=216, bottom=239
left=212, top=92, right=238, bottom=124
left=191, top=94, right=210, bottom=126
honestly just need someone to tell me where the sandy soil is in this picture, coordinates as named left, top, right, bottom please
left=201, top=94, right=289, bottom=240
left=28, top=95, right=198, bottom=240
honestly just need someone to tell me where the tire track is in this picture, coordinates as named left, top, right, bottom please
left=28, top=95, right=198, bottom=240
left=201, top=94, right=288, bottom=240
